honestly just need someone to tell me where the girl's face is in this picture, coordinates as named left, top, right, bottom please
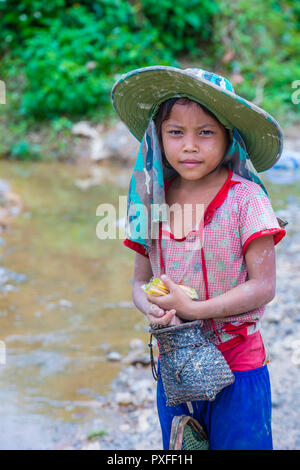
left=161, top=102, right=228, bottom=181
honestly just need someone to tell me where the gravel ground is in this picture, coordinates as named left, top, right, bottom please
left=67, top=200, right=300, bottom=451
left=265, top=202, right=300, bottom=450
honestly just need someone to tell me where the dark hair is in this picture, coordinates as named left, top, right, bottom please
left=153, top=97, right=230, bottom=169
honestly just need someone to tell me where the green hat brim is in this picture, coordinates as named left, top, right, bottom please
left=111, top=66, right=283, bottom=172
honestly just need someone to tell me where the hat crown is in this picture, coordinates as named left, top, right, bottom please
left=184, top=68, right=235, bottom=93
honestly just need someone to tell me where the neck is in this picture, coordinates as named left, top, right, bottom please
left=176, top=166, right=228, bottom=192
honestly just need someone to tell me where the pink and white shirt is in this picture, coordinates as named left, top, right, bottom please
left=124, top=169, right=286, bottom=370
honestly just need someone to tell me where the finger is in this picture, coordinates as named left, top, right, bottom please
left=150, top=304, right=164, bottom=317
left=147, top=310, right=175, bottom=326
left=160, top=274, right=176, bottom=292
left=159, top=310, right=176, bottom=325
left=147, top=313, right=165, bottom=324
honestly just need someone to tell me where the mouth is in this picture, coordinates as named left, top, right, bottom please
left=180, top=160, right=203, bottom=167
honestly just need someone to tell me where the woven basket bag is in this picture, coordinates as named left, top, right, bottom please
left=149, top=320, right=235, bottom=406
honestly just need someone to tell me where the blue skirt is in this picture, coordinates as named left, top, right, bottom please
left=156, top=362, right=273, bottom=450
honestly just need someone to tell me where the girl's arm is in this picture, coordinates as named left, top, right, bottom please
left=147, top=235, right=276, bottom=320
left=132, top=253, right=177, bottom=325
left=188, top=234, right=276, bottom=320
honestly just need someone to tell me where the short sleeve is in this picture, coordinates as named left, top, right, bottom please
left=239, top=187, right=286, bottom=255
left=123, top=238, right=149, bottom=258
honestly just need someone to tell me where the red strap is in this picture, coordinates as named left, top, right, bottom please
left=200, top=246, right=222, bottom=343
left=201, top=247, right=209, bottom=300
left=158, top=222, right=165, bottom=275
left=158, top=220, right=222, bottom=342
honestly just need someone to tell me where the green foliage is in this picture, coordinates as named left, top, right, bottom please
left=212, top=0, right=300, bottom=116
left=87, top=429, right=107, bottom=440
left=0, top=0, right=216, bottom=120
left=10, top=140, right=42, bottom=161
left=135, top=0, right=219, bottom=54
left=0, top=0, right=299, bottom=127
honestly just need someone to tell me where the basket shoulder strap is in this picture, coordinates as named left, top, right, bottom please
left=148, top=333, right=159, bottom=381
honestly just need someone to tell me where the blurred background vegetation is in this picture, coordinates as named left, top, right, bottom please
left=0, top=0, right=299, bottom=161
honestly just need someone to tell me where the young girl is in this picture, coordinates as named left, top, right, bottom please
left=111, top=66, right=286, bottom=450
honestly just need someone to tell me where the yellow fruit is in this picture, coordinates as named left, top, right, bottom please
left=141, top=278, right=169, bottom=296
left=150, top=278, right=169, bottom=292
left=141, top=278, right=199, bottom=300
left=178, top=285, right=199, bottom=300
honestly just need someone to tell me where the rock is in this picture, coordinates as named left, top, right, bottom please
left=130, top=379, right=153, bottom=394
left=1, top=284, right=18, bottom=294
left=119, top=424, right=130, bottom=432
left=265, top=310, right=282, bottom=324
left=71, top=119, right=139, bottom=162
left=129, top=338, right=145, bottom=351
left=115, top=392, right=134, bottom=406
left=122, top=351, right=150, bottom=366
left=272, top=397, right=281, bottom=408
left=0, top=179, right=11, bottom=193
left=129, top=379, right=155, bottom=405
left=95, top=122, right=139, bottom=162
left=71, top=121, right=98, bottom=139
left=74, top=120, right=139, bottom=162
left=58, top=299, right=73, bottom=308
left=107, top=351, right=122, bottom=362
left=46, top=299, right=73, bottom=311
left=137, top=409, right=153, bottom=432
left=0, top=180, right=23, bottom=229
left=90, top=136, right=111, bottom=161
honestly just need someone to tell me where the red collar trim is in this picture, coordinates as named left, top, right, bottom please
left=204, top=170, right=241, bottom=225
left=164, top=169, right=241, bottom=226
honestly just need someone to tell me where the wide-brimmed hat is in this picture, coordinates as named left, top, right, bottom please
left=111, top=65, right=283, bottom=172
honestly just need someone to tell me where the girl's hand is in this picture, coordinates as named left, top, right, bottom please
left=146, top=275, right=194, bottom=319
left=146, top=303, right=178, bottom=326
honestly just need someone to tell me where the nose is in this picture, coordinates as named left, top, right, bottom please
left=183, top=133, right=198, bottom=152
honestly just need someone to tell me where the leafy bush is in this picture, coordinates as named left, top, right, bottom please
left=0, top=0, right=216, bottom=120
left=0, top=0, right=299, bottom=124
left=212, top=0, right=300, bottom=117
left=136, top=0, right=219, bottom=54
left=10, top=140, right=42, bottom=161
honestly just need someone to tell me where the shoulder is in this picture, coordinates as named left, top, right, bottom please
left=230, top=173, right=267, bottom=201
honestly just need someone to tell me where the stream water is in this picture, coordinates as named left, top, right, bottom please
left=0, top=160, right=147, bottom=449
